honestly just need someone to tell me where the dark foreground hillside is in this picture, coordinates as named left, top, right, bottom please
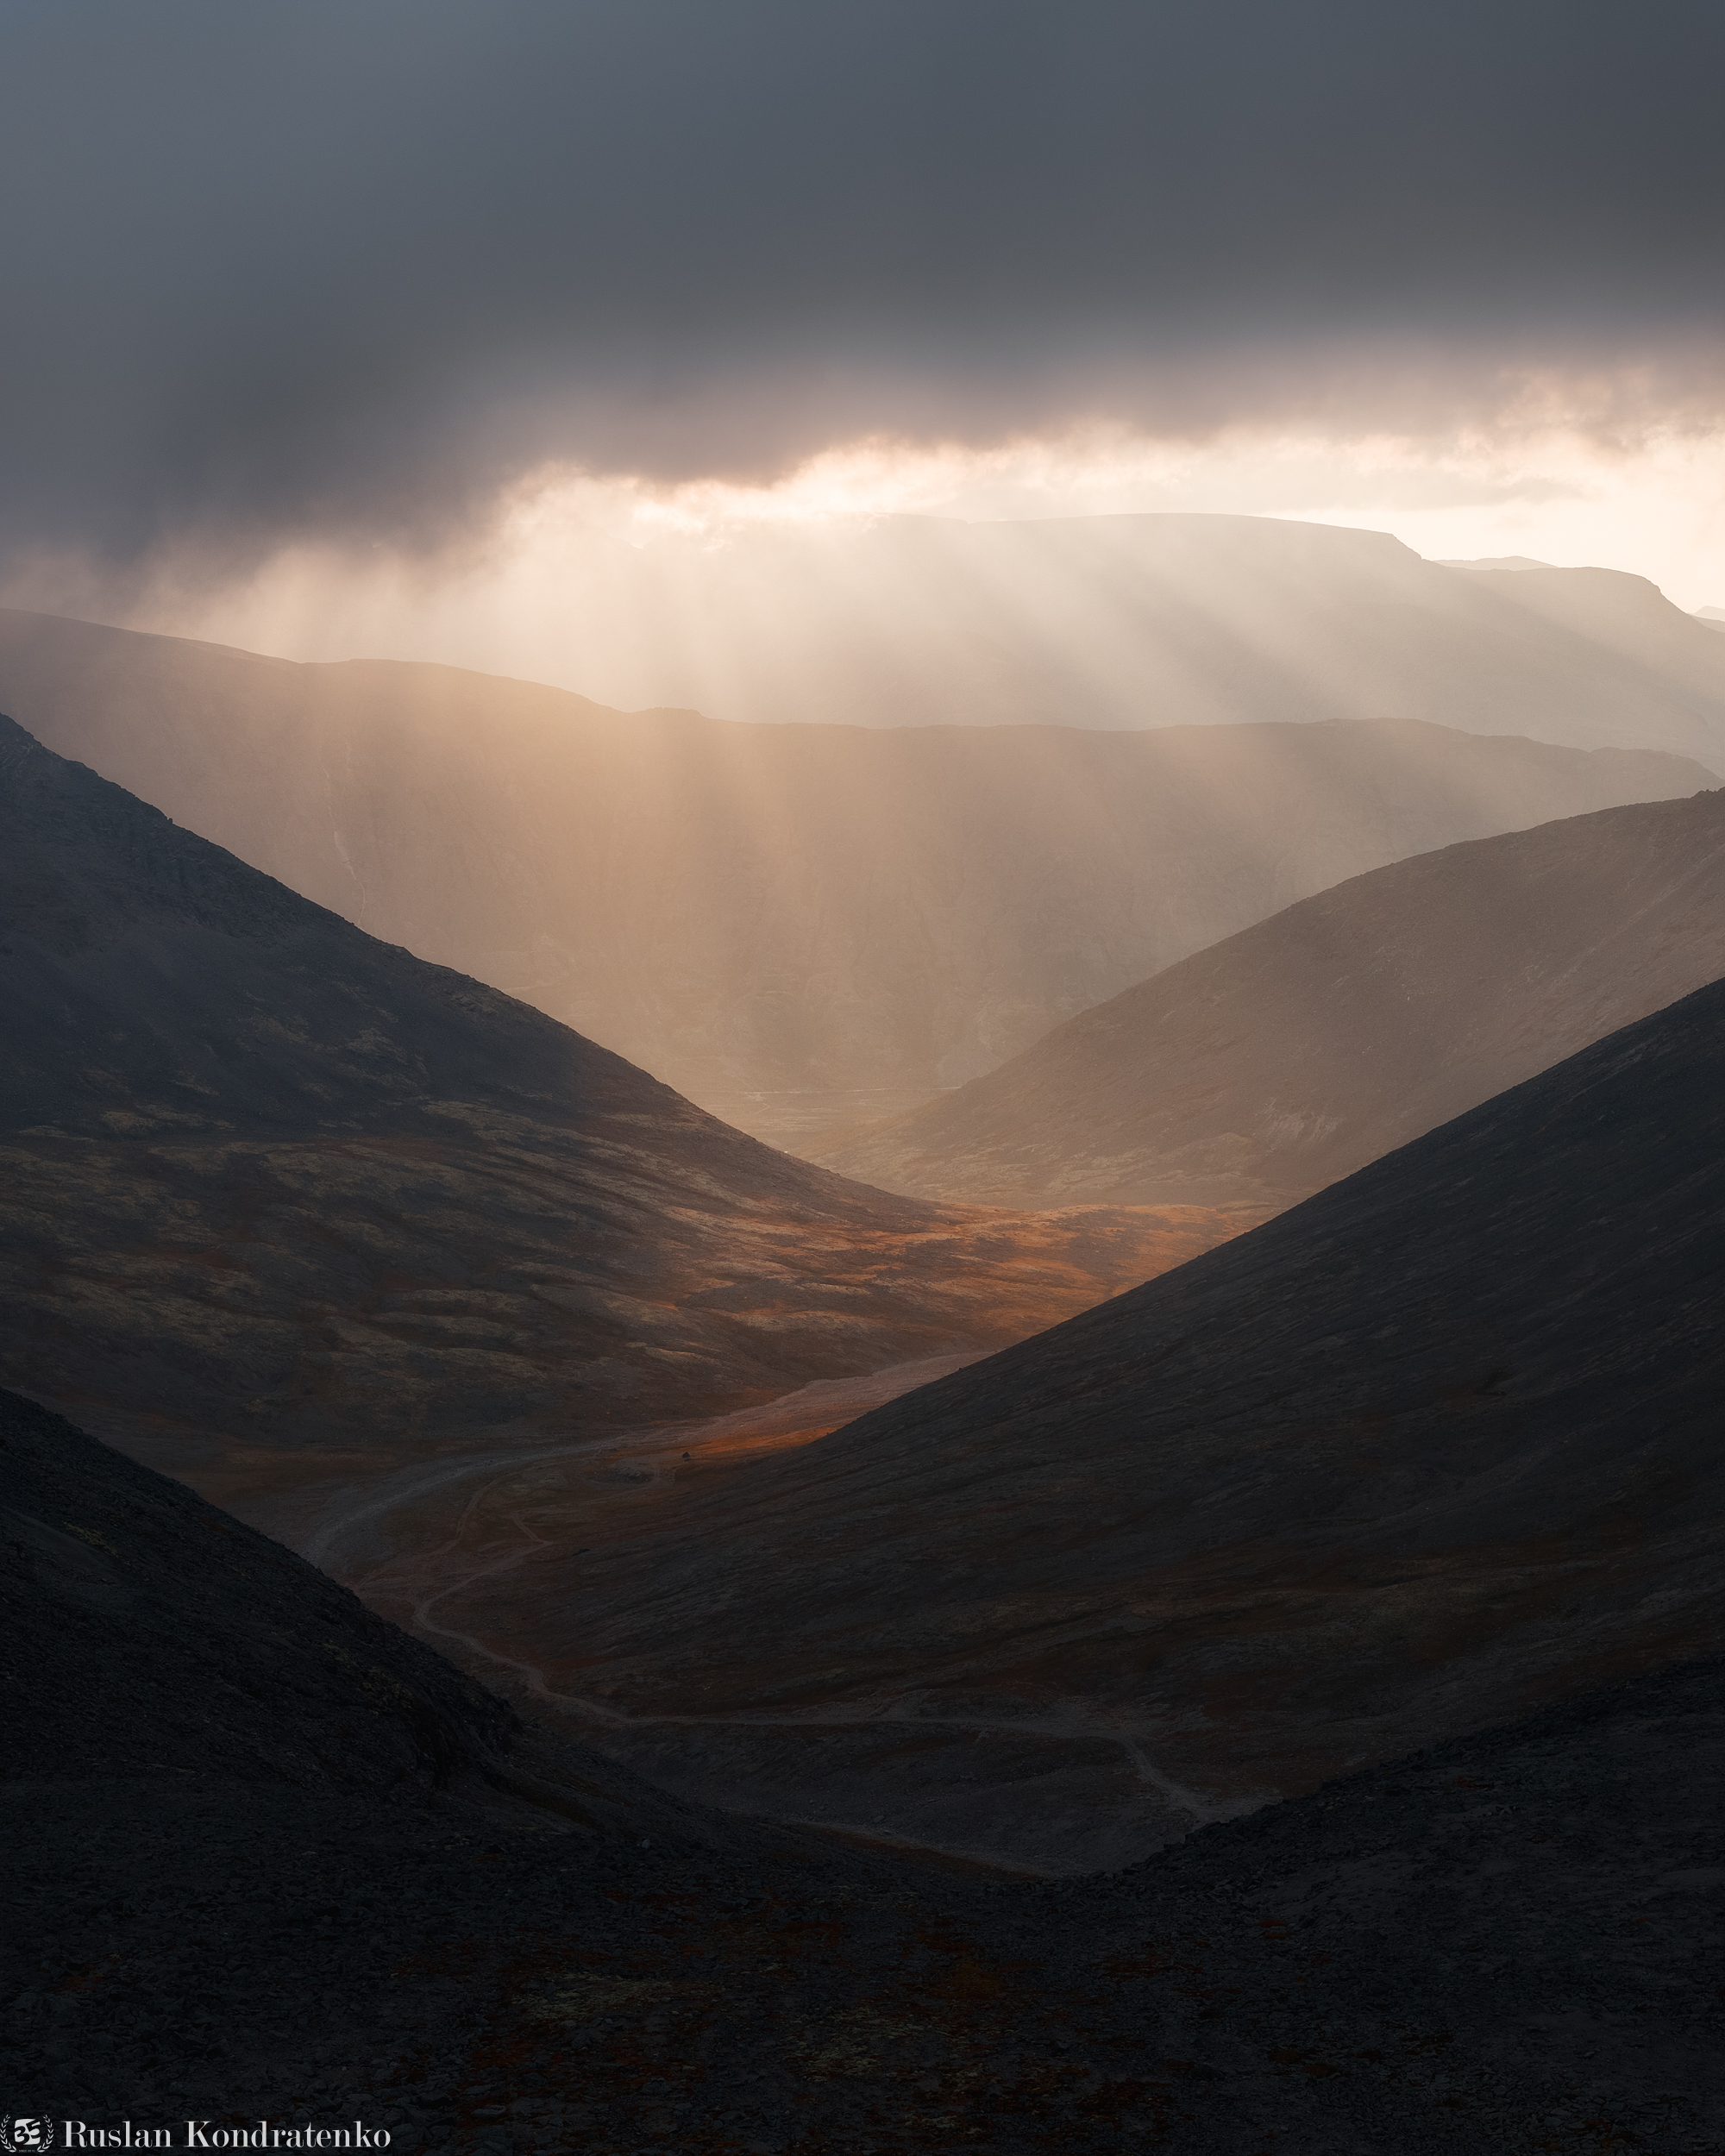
left=3, top=1388, right=1720, bottom=2154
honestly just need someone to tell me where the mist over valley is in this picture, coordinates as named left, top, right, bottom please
left=0, top=583, right=1712, bottom=1139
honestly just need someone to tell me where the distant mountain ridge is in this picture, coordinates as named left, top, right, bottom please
left=0, top=604, right=1711, bottom=1138
left=446, top=513, right=1725, bottom=763
left=815, top=789, right=1725, bottom=1208
left=542, top=513, right=1725, bottom=761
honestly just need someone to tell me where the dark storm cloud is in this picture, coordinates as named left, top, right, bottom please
left=2, top=0, right=1721, bottom=559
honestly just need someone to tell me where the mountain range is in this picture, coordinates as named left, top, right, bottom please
left=420, top=977, right=1725, bottom=1871
left=446, top=513, right=1725, bottom=765
left=0, top=601, right=1711, bottom=1137
left=3, top=542, right=1723, bottom=2147
left=0, top=714, right=1227, bottom=1522
left=816, top=787, right=1725, bottom=1208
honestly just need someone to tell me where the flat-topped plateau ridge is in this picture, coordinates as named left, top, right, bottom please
left=0, top=602, right=1712, bottom=1135
left=418, top=977, right=1725, bottom=1873
left=306, top=512, right=1725, bottom=758
left=664, top=516, right=1725, bottom=759
left=0, top=714, right=1233, bottom=1519
left=815, top=787, right=1725, bottom=1208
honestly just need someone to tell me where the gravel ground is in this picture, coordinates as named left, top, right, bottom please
left=6, top=1654, right=1720, bottom=2156
left=4, top=1388, right=1720, bottom=2153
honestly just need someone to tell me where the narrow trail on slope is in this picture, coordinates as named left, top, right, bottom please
left=302, top=1433, right=624, bottom=1570
left=305, top=1350, right=1237, bottom=1856
left=300, top=1351, right=985, bottom=1571
left=391, top=1480, right=1233, bottom=1830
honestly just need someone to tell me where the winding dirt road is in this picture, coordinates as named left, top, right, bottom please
left=292, top=1354, right=1233, bottom=1864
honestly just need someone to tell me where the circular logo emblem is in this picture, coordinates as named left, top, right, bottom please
left=2, top=2123, right=55, bottom=2154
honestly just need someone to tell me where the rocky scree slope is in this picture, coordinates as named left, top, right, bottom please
left=0, top=1386, right=511, bottom=1798
left=3, top=1377, right=1719, bottom=2152
left=0, top=1385, right=736, bottom=1842
left=0, top=716, right=1220, bottom=1516
left=458, top=978, right=1725, bottom=1872
left=0, top=605, right=1711, bottom=1133
left=816, top=787, right=1725, bottom=1208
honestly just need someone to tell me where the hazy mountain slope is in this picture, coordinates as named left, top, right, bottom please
left=0, top=605, right=1710, bottom=1136
left=1446, top=554, right=1725, bottom=699
left=817, top=789, right=1725, bottom=1208
left=430, top=980, right=1725, bottom=1871
left=0, top=716, right=1226, bottom=1516
left=417, top=512, right=1725, bottom=762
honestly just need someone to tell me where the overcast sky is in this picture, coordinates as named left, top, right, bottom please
left=1, top=0, right=1721, bottom=574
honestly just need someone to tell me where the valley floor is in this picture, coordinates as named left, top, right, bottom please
left=265, top=1356, right=1220, bottom=1877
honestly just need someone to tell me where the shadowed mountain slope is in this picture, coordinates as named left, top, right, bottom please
left=0, top=604, right=1711, bottom=1136
left=816, top=789, right=1725, bottom=1208
left=0, top=716, right=1224, bottom=1514
left=8, top=1388, right=1721, bottom=2150
left=0, top=1386, right=731, bottom=1844
left=430, top=980, right=1725, bottom=1871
